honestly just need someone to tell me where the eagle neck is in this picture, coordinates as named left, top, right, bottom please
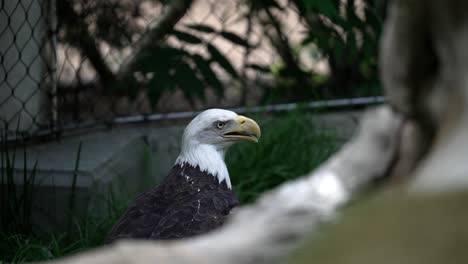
left=175, top=142, right=231, bottom=189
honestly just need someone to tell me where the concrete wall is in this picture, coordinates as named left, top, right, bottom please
left=7, top=110, right=362, bottom=232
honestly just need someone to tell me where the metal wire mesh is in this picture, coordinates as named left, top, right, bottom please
left=0, top=0, right=56, bottom=136
left=0, top=0, right=382, bottom=141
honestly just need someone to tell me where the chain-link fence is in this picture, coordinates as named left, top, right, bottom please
left=1, top=0, right=56, bottom=136
left=1, top=0, right=384, bottom=141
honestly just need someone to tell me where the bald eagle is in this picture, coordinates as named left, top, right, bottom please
left=106, top=109, right=261, bottom=242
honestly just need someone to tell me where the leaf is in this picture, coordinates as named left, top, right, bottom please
left=219, top=31, right=250, bottom=48
left=134, top=47, right=186, bottom=72
left=207, top=44, right=238, bottom=78
left=113, top=75, right=139, bottom=99
left=132, top=51, right=154, bottom=72
left=175, top=62, right=206, bottom=101
left=172, top=30, right=203, bottom=44
left=364, top=7, right=382, bottom=34
left=334, top=38, right=345, bottom=60
left=147, top=71, right=173, bottom=106
left=345, top=0, right=365, bottom=30
left=144, top=46, right=190, bottom=74
left=192, top=54, right=224, bottom=97
left=147, top=82, right=162, bottom=107
left=124, top=45, right=198, bottom=105
left=185, top=23, right=216, bottom=33
left=304, top=0, right=339, bottom=18
left=362, top=34, right=377, bottom=58
left=246, top=63, right=271, bottom=73
left=316, top=34, right=331, bottom=54
left=331, top=15, right=351, bottom=30
left=251, top=0, right=283, bottom=11
left=347, top=30, right=358, bottom=61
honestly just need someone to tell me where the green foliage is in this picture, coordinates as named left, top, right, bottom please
left=298, top=0, right=384, bottom=97
left=116, top=25, right=251, bottom=106
left=67, top=142, right=82, bottom=233
left=0, top=201, right=126, bottom=262
left=60, top=0, right=387, bottom=107
left=0, top=132, right=38, bottom=235
left=0, top=173, right=129, bottom=262
left=227, top=110, right=339, bottom=203
left=58, top=0, right=255, bottom=107
left=0, top=136, right=105, bottom=262
left=246, top=0, right=385, bottom=103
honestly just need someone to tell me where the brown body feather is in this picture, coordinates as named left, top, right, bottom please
left=106, top=163, right=238, bottom=242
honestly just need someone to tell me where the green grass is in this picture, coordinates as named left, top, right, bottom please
left=228, top=110, right=339, bottom=203
left=0, top=110, right=340, bottom=262
left=0, top=136, right=124, bottom=262
left=0, top=185, right=129, bottom=262
left=1, top=131, right=38, bottom=236
left=0, top=207, right=125, bottom=262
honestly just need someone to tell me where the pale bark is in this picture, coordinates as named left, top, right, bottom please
left=380, top=0, right=468, bottom=192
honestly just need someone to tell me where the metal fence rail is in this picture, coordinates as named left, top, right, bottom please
left=113, top=96, right=385, bottom=124
left=1, top=0, right=383, bottom=141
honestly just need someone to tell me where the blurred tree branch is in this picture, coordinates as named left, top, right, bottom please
left=262, top=8, right=304, bottom=78
left=59, top=0, right=115, bottom=85
left=58, top=0, right=195, bottom=90
left=117, top=0, right=195, bottom=79
left=257, top=3, right=310, bottom=86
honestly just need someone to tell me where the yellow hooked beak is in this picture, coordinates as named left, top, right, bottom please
left=223, top=115, right=261, bottom=143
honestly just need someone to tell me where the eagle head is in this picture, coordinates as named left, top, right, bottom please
left=175, top=109, right=261, bottom=188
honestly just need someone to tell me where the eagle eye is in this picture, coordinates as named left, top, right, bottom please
left=216, top=121, right=225, bottom=129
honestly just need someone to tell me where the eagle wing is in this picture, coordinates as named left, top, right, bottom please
left=106, top=188, right=235, bottom=242
left=150, top=191, right=234, bottom=239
